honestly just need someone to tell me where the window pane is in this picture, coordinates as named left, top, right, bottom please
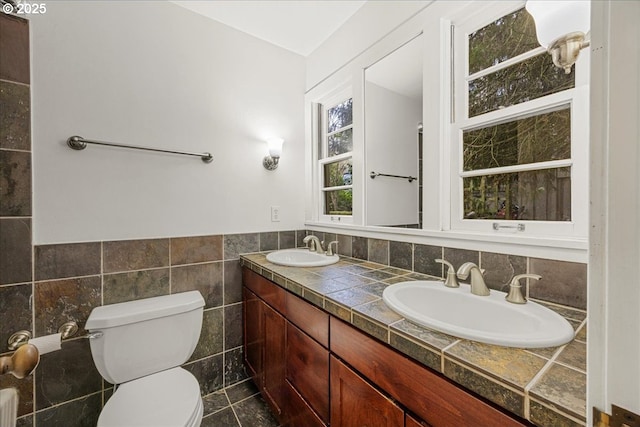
left=468, top=53, right=574, bottom=117
left=327, top=99, right=353, bottom=133
left=463, top=108, right=570, bottom=171
left=463, top=167, right=571, bottom=221
left=324, top=159, right=353, bottom=187
left=328, top=128, right=353, bottom=156
left=325, top=189, right=353, bottom=215
left=468, top=8, right=539, bottom=74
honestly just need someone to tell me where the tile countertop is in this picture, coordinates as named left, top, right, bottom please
left=240, top=253, right=587, bottom=427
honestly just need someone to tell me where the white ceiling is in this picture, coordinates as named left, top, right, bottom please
left=171, top=1, right=367, bottom=57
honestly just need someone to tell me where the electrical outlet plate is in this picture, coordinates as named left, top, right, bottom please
left=271, top=206, right=280, bottom=222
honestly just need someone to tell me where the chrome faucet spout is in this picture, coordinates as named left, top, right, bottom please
left=302, top=235, right=325, bottom=254
left=457, top=262, right=490, bottom=296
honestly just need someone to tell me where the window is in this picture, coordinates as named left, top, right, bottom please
left=319, top=96, right=354, bottom=220
left=450, top=4, right=588, bottom=237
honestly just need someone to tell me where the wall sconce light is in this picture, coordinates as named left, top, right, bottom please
left=263, top=137, right=284, bottom=170
left=526, top=0, right=590, bottom=74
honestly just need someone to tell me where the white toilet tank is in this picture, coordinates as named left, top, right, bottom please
left=85, top=291, right=205, bottom=385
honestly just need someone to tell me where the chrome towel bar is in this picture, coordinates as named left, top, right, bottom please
left=369, top=171, right=417, bottom=183
left=67, top=135, right=213, bottom=163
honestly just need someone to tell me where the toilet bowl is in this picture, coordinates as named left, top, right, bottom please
left=97, top=368, right=203, bottom=427
left=85, top=291, right=205, bottom=427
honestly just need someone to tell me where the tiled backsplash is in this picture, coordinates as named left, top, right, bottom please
left=309, top=231, right=587, bottom=310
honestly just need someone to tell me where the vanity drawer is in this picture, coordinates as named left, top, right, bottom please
left=286, top=291, right=329, bottom=347
left=243, top=268, right=286, bottom=314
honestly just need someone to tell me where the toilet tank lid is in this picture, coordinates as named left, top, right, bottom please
left=86, top=291, right=205, bottom=330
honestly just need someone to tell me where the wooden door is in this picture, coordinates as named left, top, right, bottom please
left=243, top=287, right=263, bottom=387
left=286, top=322, right=330, bottom=422
left=262, top=302, right=286, bottom=417
left=330, top=356, right=403, bottom=427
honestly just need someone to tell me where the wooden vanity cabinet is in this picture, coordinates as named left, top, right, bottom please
left=243, top=268, right=529, bottom=427
left=243, top=269, right=329, bottom=426
left=242, top=270, right=286, bottom=418
left=330, top=317, right=528, bottom=427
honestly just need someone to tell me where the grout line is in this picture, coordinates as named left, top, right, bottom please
left=440, top=340, right=461, bottom=373
left=0, top=77, right=30, bottom=87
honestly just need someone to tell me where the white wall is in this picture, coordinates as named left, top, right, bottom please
left=29, top=1, right=306, bottom=244
left=365, top=82, right=420, bottom=226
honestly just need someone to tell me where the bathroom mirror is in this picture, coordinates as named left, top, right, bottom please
left=365, top=34, right=423, bottom=228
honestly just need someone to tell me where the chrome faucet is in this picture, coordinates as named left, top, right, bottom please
left=302, top=235, right=325, bottom=254
left=505, top=274, right=542, bottom=304
left=456, top=262, right=490, bottom=296
left=435, top=259, right=459, bottom=288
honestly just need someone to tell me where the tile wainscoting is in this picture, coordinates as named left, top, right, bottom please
left=0, top=231, right=305, bottom=426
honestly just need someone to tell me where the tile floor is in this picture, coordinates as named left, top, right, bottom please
left=201, top=379, right=280, bottom=427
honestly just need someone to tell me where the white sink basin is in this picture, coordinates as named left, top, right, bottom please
left=382, top=281, right=574, bottom=348
left=266, top=249, right=339, bottom=267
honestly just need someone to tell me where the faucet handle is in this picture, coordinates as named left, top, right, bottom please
left=326, top=241, right=339, bottom=256
left=435, top=259, right=459, bottom=288
left=505, top=274, right=542, bottom=304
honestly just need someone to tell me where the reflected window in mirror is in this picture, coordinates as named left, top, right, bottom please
left=319, top=94, right=353, bottom=221
left=450, top=4, right=588, bottom=238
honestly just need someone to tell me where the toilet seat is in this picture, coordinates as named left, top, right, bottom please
left=97, top=367, right=203, bottom=427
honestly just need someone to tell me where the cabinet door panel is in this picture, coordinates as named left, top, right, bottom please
left=243, top=288, right=263, bottom=387
left=286, top=322, right=330, bottom=422
left=263, top=303, right=286, bottom=417
left=330, top=356, right=403, bottom=427
left=284, top=380, right=327, bottom=427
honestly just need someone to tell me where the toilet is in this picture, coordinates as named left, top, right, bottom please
left=85, top=291, right=205, bottom=427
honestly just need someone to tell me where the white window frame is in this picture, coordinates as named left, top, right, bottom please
left=447, top=1, right=589, bottom=239
left=315, top=88, right=355, bottom=224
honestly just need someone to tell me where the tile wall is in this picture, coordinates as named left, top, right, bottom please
left=0, top=230, right=304, bottom=426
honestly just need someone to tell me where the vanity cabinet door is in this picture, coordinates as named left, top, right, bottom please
left=283, top=380, right=326, bottom=427
left=286, top=321, right=330, bottom=422
left=330, top=355, right=404, bottom=427
left=243, top=287, right=263, bottom=388
left=243, top=267, right=288, bottom=418
left=262, top=302, right=286, bottom=417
